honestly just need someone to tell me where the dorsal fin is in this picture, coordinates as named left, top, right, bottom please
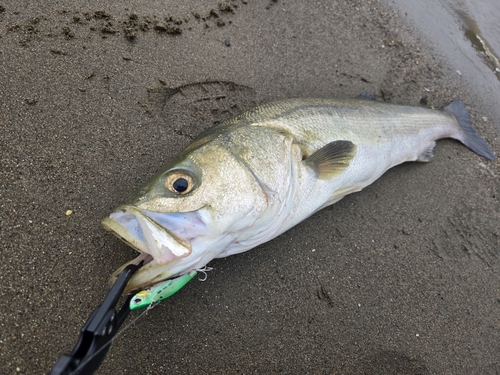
left=359, top=91, right=377, bottom=101
left=304, top=140, right=356, bottom=179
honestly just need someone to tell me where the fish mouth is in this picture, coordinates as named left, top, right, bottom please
left=102, top=206, right=193, bottom=264
left=102, top=206, right=204, bottom=293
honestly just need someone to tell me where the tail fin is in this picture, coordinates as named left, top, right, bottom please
left=444, top=99, right=496, bottom=160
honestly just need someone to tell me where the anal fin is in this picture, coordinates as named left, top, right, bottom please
left=417, top=141, right=436, bottom=162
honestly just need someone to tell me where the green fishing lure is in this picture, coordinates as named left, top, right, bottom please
left=129, top=271, right=197, bottom=310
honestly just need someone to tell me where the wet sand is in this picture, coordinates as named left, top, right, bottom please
left=1, top=0, right=499, bottom=374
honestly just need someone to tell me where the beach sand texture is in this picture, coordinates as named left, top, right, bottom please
left=1, top=1, right=499, bottom=374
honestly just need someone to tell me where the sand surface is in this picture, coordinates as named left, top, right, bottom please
left=1, top=0, right=499, bottom=374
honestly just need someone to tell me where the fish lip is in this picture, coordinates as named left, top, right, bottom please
left=101, top=205, right=193, bottom=265
left=103, top=206, right=210, bottom=293
left=118, top=259, right=179, bottom=294
left=101, top=208, right=146, bottom=254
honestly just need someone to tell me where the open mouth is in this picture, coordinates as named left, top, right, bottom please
left=102, top=206, right=193, bottom=264
left=102, top=206, right=206, bottom=293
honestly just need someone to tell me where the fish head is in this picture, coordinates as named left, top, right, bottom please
left=102, top=139, right=269, bottom=293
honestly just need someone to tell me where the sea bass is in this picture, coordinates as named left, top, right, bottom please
left=102, top=98, right=495, bottom=293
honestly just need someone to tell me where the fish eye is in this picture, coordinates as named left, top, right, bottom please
left=173, top=178, right=188, bottom=192
left=165, top=172, right=195, bottom=195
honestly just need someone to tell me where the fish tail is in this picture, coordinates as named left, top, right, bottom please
left=444, top=99, right=496, bottom=160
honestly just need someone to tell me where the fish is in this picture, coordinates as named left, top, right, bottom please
left=102, top=98, right=495, bottom=293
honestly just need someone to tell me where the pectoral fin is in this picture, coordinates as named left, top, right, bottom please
left=304, top=140, right=356, bottom=179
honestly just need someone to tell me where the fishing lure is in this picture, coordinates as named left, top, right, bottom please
left=129, top=271, right=197, bottom=310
